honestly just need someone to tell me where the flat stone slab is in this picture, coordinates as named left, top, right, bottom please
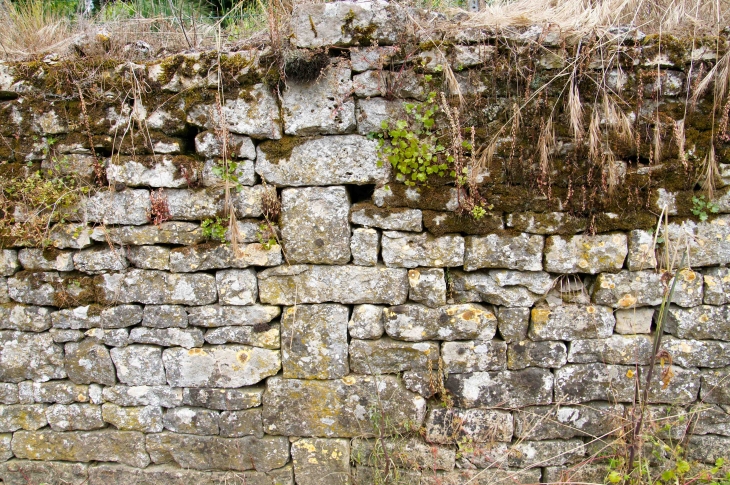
left=349, top=337, right=439, bottom=374
left=383, top=303, right=497, bottom=341
left=665, top=305, right=730, bottom=340
left=445, top=368, right=554, bottom=408
left=382, top=231, right=464, bottom=268
left=0, top=331, right=65, bottom=383
left=544, top=233, right=628, bottom=273
left=291, top=438, right=350, bottom=485
left=528, top=304, right=615, bottom=341
left=95, top=270, right=217, bottom=305
left=593, top=269, right=702, bottom=308
left=350, top=203, right=422, bottom=231
left=464, top=234, right=544, bottom=271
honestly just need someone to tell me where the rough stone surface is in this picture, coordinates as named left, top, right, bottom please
left=661, top=337, right=730, bottom=368
left=204, top=325, right=279, bottom=349
left=529, top=304, right=615, bottom=341
left=64, top=340, right=116, bottom=385
left=425, top=408, right=514, bottom=444
left=506, top=211, right=587, bottom=234
left=408, top=268, right=446, bottom=308
left=85, top=463, right=294, bottom=485
left=0, top=251, right=19, bottom=276
left=195, top=131, right=256, bottom=159
left=76, top=189, right=151, bottom=226
left=497, top=307, right=531, bottom=342
left=95, top=270, right=217, bottom=305
left=445, top=368, right=554, bottom=408
left=350, top=203, right=422, bottom=231
left=464, top=234, right=544, bottom=271
left=593, top=269, right=702, bottom=308
left=442, top=340, right=507, bottom=373
left=507, top=340, right=567, bottom=370
left=102, top=386, right=183, bottom=408
left=513, top=403, right=625, bottom=440
left=182, top=387, right=263, bottom=411
left=0, top=332, right=65, bottom=383
left=143, top=305, right=189, bottom=328
left=126, top=245, right=170, bottom=270
left=130, top=327, right=203, bottom=348
left=568, top=335, right=654, bottom=365
left=0, top=460, right=91, bottom=484
left=382, top=231, right=464, bottom=268
left=0, top=304, right=51, bottom=332
left=348, top=304, right=384, bottom=340
left=664, top=216, right=730, bottom=267
left=291, top=438, right=350, bottom=485
left=447, top=270, right=543, bottom=307
left=107, top=156, right=194, bottom=188
left=102, top=403, right=164, bottom=432
left=544, top=233, right=628, bottom=273
left=45, top=403, right=104, bottom=431
left=615, top=308, right=654, bottom=334
left=18, top=249, right=74, bottom=272
left=51, top=305, right=142, bottom=330
left=169, top=243, right=282, bottom=272
left=0, top=434, right=10, bottom=461
left=627, top=229, right=658, bottom=270
left=665, top=305, right=730, bottom=340
left=0, top=405, right=47, bottom=432
left=163, top=407, right=220, bottom=435
left=31, top=382, right=88, bottom=405
left=187, top=305, right=280, bottom=327
left=704, top=267, right=730, bottom=304
left=383, top=303, right=497, bottom=341
left=0, top=384, right=18, bottom=405
left=96, top=222, right=206, bottom=246
left=351, top=228, right=379, bottom=266
left=352, top=437, right=455, bottom=472
left=507, top=440, right=585, bottom=467
left=349, top=338, right=438, bottom=374
left=110, top=345, right=167, bottom=386
left=701, top=368, right=730, bottom=404
left=219, top=408, right=263, bottom=438
left=216, top=269, right=258, bottom=305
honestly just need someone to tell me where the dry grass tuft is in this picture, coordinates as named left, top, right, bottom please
left=0, top=0, right=74, bottom=59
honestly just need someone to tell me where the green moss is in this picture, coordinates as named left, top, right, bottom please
left=341, top=9, right=376, bottom=46
left=258, top=136, right=311, bottom=164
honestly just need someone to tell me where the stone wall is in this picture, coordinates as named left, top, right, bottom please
left=1, top=2, right=730, bottom=484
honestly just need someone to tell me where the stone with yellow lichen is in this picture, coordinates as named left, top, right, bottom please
left=383, top=303, right=497, bottom=341
left=704, top=267, right=730, bottom=304
left=660, top=336, right=730, bottom=368
left=442, top=340, right=506, bottom=373
left=593, top=269, right=702, bottom=308
left=544, top=233, right=628, bottom=274
left=464, top=233, right=544, bottom=271
left=528, top=303, right=615, bottom=341
left=291, top=438, right=350, bottom=485
left=349, top=337, right=438, bottom=374
left=102, top=403, right=163, bottom=432
left=382, top=231, right=464, bottom=269
left=408, top=268, right=446, bottom=308
left=665, top=304, right=730, bottom=340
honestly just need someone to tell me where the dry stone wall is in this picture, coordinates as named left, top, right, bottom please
left=0, top=2, right=730, bottom=484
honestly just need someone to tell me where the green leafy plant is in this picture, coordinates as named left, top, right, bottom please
left=201, top=216, right=228, bottom=243
left=211, top=159, right=244, bottom=190
left=691, top=195, right=720, bottom=221
left=256, top=223, right=277, bottom=250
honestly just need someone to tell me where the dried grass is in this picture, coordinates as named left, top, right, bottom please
left=0, top=0, right=74, bottom=59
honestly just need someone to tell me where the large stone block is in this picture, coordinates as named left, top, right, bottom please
left=383, top=303, right=497, bottom=341
left=281, top=187, right=351, bottom=264
left=381, top=231, right=464, bottom=268
left=0, top=331, right=65, bottom=383
left=348, top=304, right=384, bottom=339
left=352, top=437, right=455, bottom=472
left=45, top=403, right=104, bottom=431
left=216, top=269, right=258, bottom=305
left=507, top=340, right=567, bottom=370
left=420, top=469, right=541, bottom=485
left=445, top=368, right=553, bottom=408
left=182, top=387, right=263, bottom=411
left=51, top=304, right=142, bottom=330
left=125, top=245, right=170, bottom=270
left=0, top=461, right=89, bottom=485
left=372, top=184, right=459, bottom=211
left=94, top=221, right=206, bottom=246
left=204, top=325, right=279, bottom=349
left=529, top=304, right=615, bottom=341
left=101, top=385, right=183, bottom=408
left=18, top=248, right=74, bottom=272
left=220, top=408, right=263, bottom=438
left=102, top=403, right=163, bottom=432
left=447, top=270, right=543, bottom=307
left=665, top=305, right=730, bottom=340
left=95, top=269, right=217, bottom=305
left=106, top=155, right=196, bottom=188
left=162, top=345, right=280, bottom=388
left=687, top=435, right=730, bottom=465
left=11, top=430, right=150, bottom=468
left=258, top=265, right=408, bottom=305
left=169, top=243, right=281, bottom=272
left=65, top=340, right=116, bottom=386
left=0, top=304, right=51, bottom=332
left=425, top=408, right=513, bottom=444
left=513, top=403, right=625, bottom=440
left=257, top=135, right=384, bottom=186
left=661, top=337, right=730, bottom=368
left=85, top=463, right=294, bottom=485
left=0, top=384, right=17, bottom=405
left=71, top=189, right=151, bottom=226
left=350, top=203, right=422, bottom=232
left=292, top=438, right=350, bottom=485
left=187, top=305, right=281, bottom=327
left=195, top=130, right=256, bottom=159
left=351, top=228, right=379, bottom=266
left=163, top=407, right=220, bottom=435
left=508, top=440, right=585, bottom=467
left=281, top=304, right=349, bottom=379
left=349, top=338, right=438, bottom=374
left=110, top=345, right=167, bottom=386
left=407, top=268, right=446, bottom=308
left=130, top=327, right=204, bottom=349
left=441, top=340, right=507, bottom=373
left=263, top=375, right=426, bottom=437
left=142, top=305, right=189, bottom=328
left=568, top=335, right=654, bottom=365
left=7, top=271, right=62, bottom=306
left=704, top=267, right=730, bottom=304
left=0, top=405, right=47, bottom=432
left=615, top=308, right=654, bottom=334
left=146, top=432, right=289, bottom=472
left=31, top=382, right=88, bottom=405
left=664, top=215, right=730, bottom=267
left=355, top=97, right=407, bottom=135
left=544, top=233, right=628, bottom=273
left=593, top=269, right=702, bottom=308
left=463, top=234, right=543, bottom=271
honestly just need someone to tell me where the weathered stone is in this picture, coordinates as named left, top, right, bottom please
left=95, top=269, right=217, bottom=305
left=615, top=308, right=654, bottom=334
left=142, top=305, right=188, bottom=328
left=146, top=432, right=289, bottom=472
left=351, top=228, right=379, bottom=266
left=0, top=279, right=9, bottom=304
left=353, top=466, right=421, bottom=484
left=514, top=403, right=625, bottom=440
left=0, top=384, right=17, bottom=405
left=464, top=234, right=543, bottom=271
left=701, top=368, right=730, bottom=404
left=64, top=340, right=116, bottom=385
left=195, top=131, right=256, bottom=159
left=355, top=97, right=406, bottom=136
left=704, top=267, right=730, bottom=304
left=162, top=345, right=280, bottom=388
left=258, top=264, right=408, bottom=305
left=662, top=216, right=730, bottom=267
left=0, top=331, right=65, bottom=383
left=543, top=464, right=611, bottom=485
left=352, top=69, right=425, bottom=99
left=126, top=245, right=170, bottom=270
left=16, top=383, right=32, bottom=405
left=382, top=231, right=464, bottom=268
left=688, top=435, right=730, bottom=465
left=352, top=437, right=454, bottom=472
left=348, top=304, right=384, bottom=339
left=281, top=304, right=349, bottom=379
left=12, top=430, right=150, bottom=467
left=693, top=404, right=730, bottom=436
left=102, top=403, right=163, bottom=432
left=292, top=438, right=350, bottom=485
left=51, top=304, right=143, bottom=330
left=216, top=269, right=258, bottom=305
left=506, top=211, right=587, bottom=234
left=445, top=368, right=554, bottom=408
left=349, top=338, right=438, bottom=374
left=95, top=222, right=205, bottom=246
left=384, top=303, right=497, bottom=341
left=182, top=387, right=263, bottom=411
left=0, top=405, right=47, bottom=432
left=86, top=463, right=294, bottom=485
left=402, top=370, right=440, bottom=398
left=490, top=270, right=554, bottom=294
left=220, top=408, right=263, bottom=438
left=48, top=223, right=95, bottom=249
left=372, top=184, right=459, bottom=211
left=665, top=305, right=730, bottom=340
left=422, top=210, right=504, bottom=236
left=0, top=304, right=51, bottom=332
left=109, top=345, right=166, bottom=386
left=442, top=340, right=507, bottom=373
left=350, top=203, right=422, bottom=232
left=204, top=325, right=279, bottom=349
left=508, top=440, right=585, bottom=467
left=107, top=155, right=196, bottom=188
left=447, top=270, right=542, bottom=307
left=661, top=337, right=730, bottom=368
left=507, top=340, right=567, bottom=370
left=7, top=271, right=60, bottom=306
left=187, top=305, right=281, bottom=327
left=82, top=328, right=129, bottom=347
left=350, top=46, right=400, bottom=72
left=102, top=386, right=183, bottom=408
left=529, top=303, right=615, bottom=341
left=45, top=403, right=103, bottom=431
left=73, top=189, right=151, bottom=226
left=0, top=250, right=18, bottom=276
left=263, top=375, right=426, bottom=437
left=18, top=249, right=73, bottom=271
left=281, top=187, right=351, bottom=265
left=408, top=268, right=446, bottom=308
left=425, top=408, right=513, bottom=444
left=544, top=233, right=628, bottom=273
left=163, top=407, right=220, bottom=435
left=627, top=229, right=658, bottom=270
left=568, top=335, right=654, bottom=364
left=164, top=187, right=268, bottom=221
left=593, top=269, right=702, bottom=308
left=0, top=434, right=9, bottom=461
left=497, top=307, right=530, bottom=342
left=169, top=244, right=281, bottom=272
left=129, top=327, right=204, bottom=349
left=0, top=460, right=90, bottom=484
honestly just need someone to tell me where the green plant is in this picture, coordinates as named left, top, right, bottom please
left=201, top=216, right=228, bottom=243
left=691, top=195, right=720, bottom=221
left=256, top=223, right=277, bottom=250
left=211, top=159, right=244, bottom=190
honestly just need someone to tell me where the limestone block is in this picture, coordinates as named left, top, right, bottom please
left=258, top=135, right=383, bottom=186
left=85, top=463, right=294, bottom=485
left=30, top=382, right=86, bottom=406
left=216, top=269, right=258, bottom=305
left=51, top=305, right=143, bottom=330
left=464, top=233, right=543, bottom=271
left=7, top=271, right=61, bottom=306
left=408, top=268, right=446, bottom=308
left=102, top=403, right=163, bottom=432
left=663, top=215, right=730, bottom=267
left=352, top=70, right=425, bottom=99
left=11, top=430, right=150, bottom=468
left=507, top=340, right=567, bottom=370
left=372, top=184, right=459, bottom=211
left=182, top=387, right=263, bottom=411
left=64, top=340, right=116, bottom=386
left=18, top=249, right=73, bottom=271
left=281, top=187, right=351, bottom=264
left=447, top=270, right=542, bottom=307
left=352, top=437, right=454, bottom=471
left=0, top=331, right=66, bottom=383
left=445, top=368, right=553, bottom=408
left=0, top=385, right=17, bottom=405
left=349, top=338, right=438, bottom=374
left=593, top=269, right=702, bottom=308
left=126, top=245, right=170, bottom=270
left=402, top=370, right=440, bottom=398
left=281, top=304, right=349, bottom=379
left=262, top=375, right=426, bottom=437
left=544, top=233, right=628, bottom=273
left=661, top=336, right=730, bottom=368
left=146, top=432, right=289, bottom=472
left=129, top=327, right=204, bottom=349
left=382, top=231, right=464, bottom=268
left=627, top=229, right=658, bottom=270
left=514, top=403, right=625, bottom=440
left=355, top=97, right=408, bottom=135
left=687, top=435, right=730, bottom=465
left=350, top=46, right=400, bottom=72
left=45, top=403, right=103, bottom=431
left=49, top=223, right=95, bottom=249
left=543, top=464, right=614, bottom=485
left=704, top=267, right=730, bottom=304
left=614, top=308, right=654, bottom=334
left=497, top=307, right=530, bottom=342
left=217, top=408, right=262, bottom=438
left=508, top=440, right=585, bottom=467
left=350, top=203, right=422, bottom=231
left=258, top=264, right=408, bottom=305
left=490, top=270, right=554, bottom=294
left=162, top=345, right=280, bottom=388
left=292, top=438, right=350, bottom=485
left=665, top=305, right=730, bottom=340
left=384, top=303, right=497, bottom=341
left=425, top=408, right=513, bottom=444
left=84, top=328, right=129, bottom=347
left=528, top=304, right=615, bottom=341
left=102, top=386, right=182, bottom=408
left=96, top=221, right=206, bottom=246
left=442, top=340, right=507, bottom=373
left=163, top=407, right=219, bottom=435
left=95, top=269, right=217, bottom=305
left=75, top=189, right=151, bottom=226
left=351, top=228, right=380, bottom=266
left=0, top=405, right=47, bottom=432
left=0, top=434, right=10, bottom=462
left=169, top=243, right=281, bottom=272
left=506, top=211, right=587, bottom=234
left=194, top=131, right=256, bottom=159
left=693, top=404, right=730, bottom=436
left=107, top=155, right=197, bottom=188
left=568, top=335, right=653, bottom=364
left=0, top=461, right=89, bottom=485
left=204, top=325, right=279, bottom=349
left=109, top=345, right=166, bottom=386
left=348, top=304, right=384, bottom=339
left=187, top=305, right=280, bottom=327
left=0, top=304, right=51, bottom=332
left=143, top=305, right=188, bottom=328
left=701, top=368, right=730, bottom=404
left=160, top=188, right=215, bottom=220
